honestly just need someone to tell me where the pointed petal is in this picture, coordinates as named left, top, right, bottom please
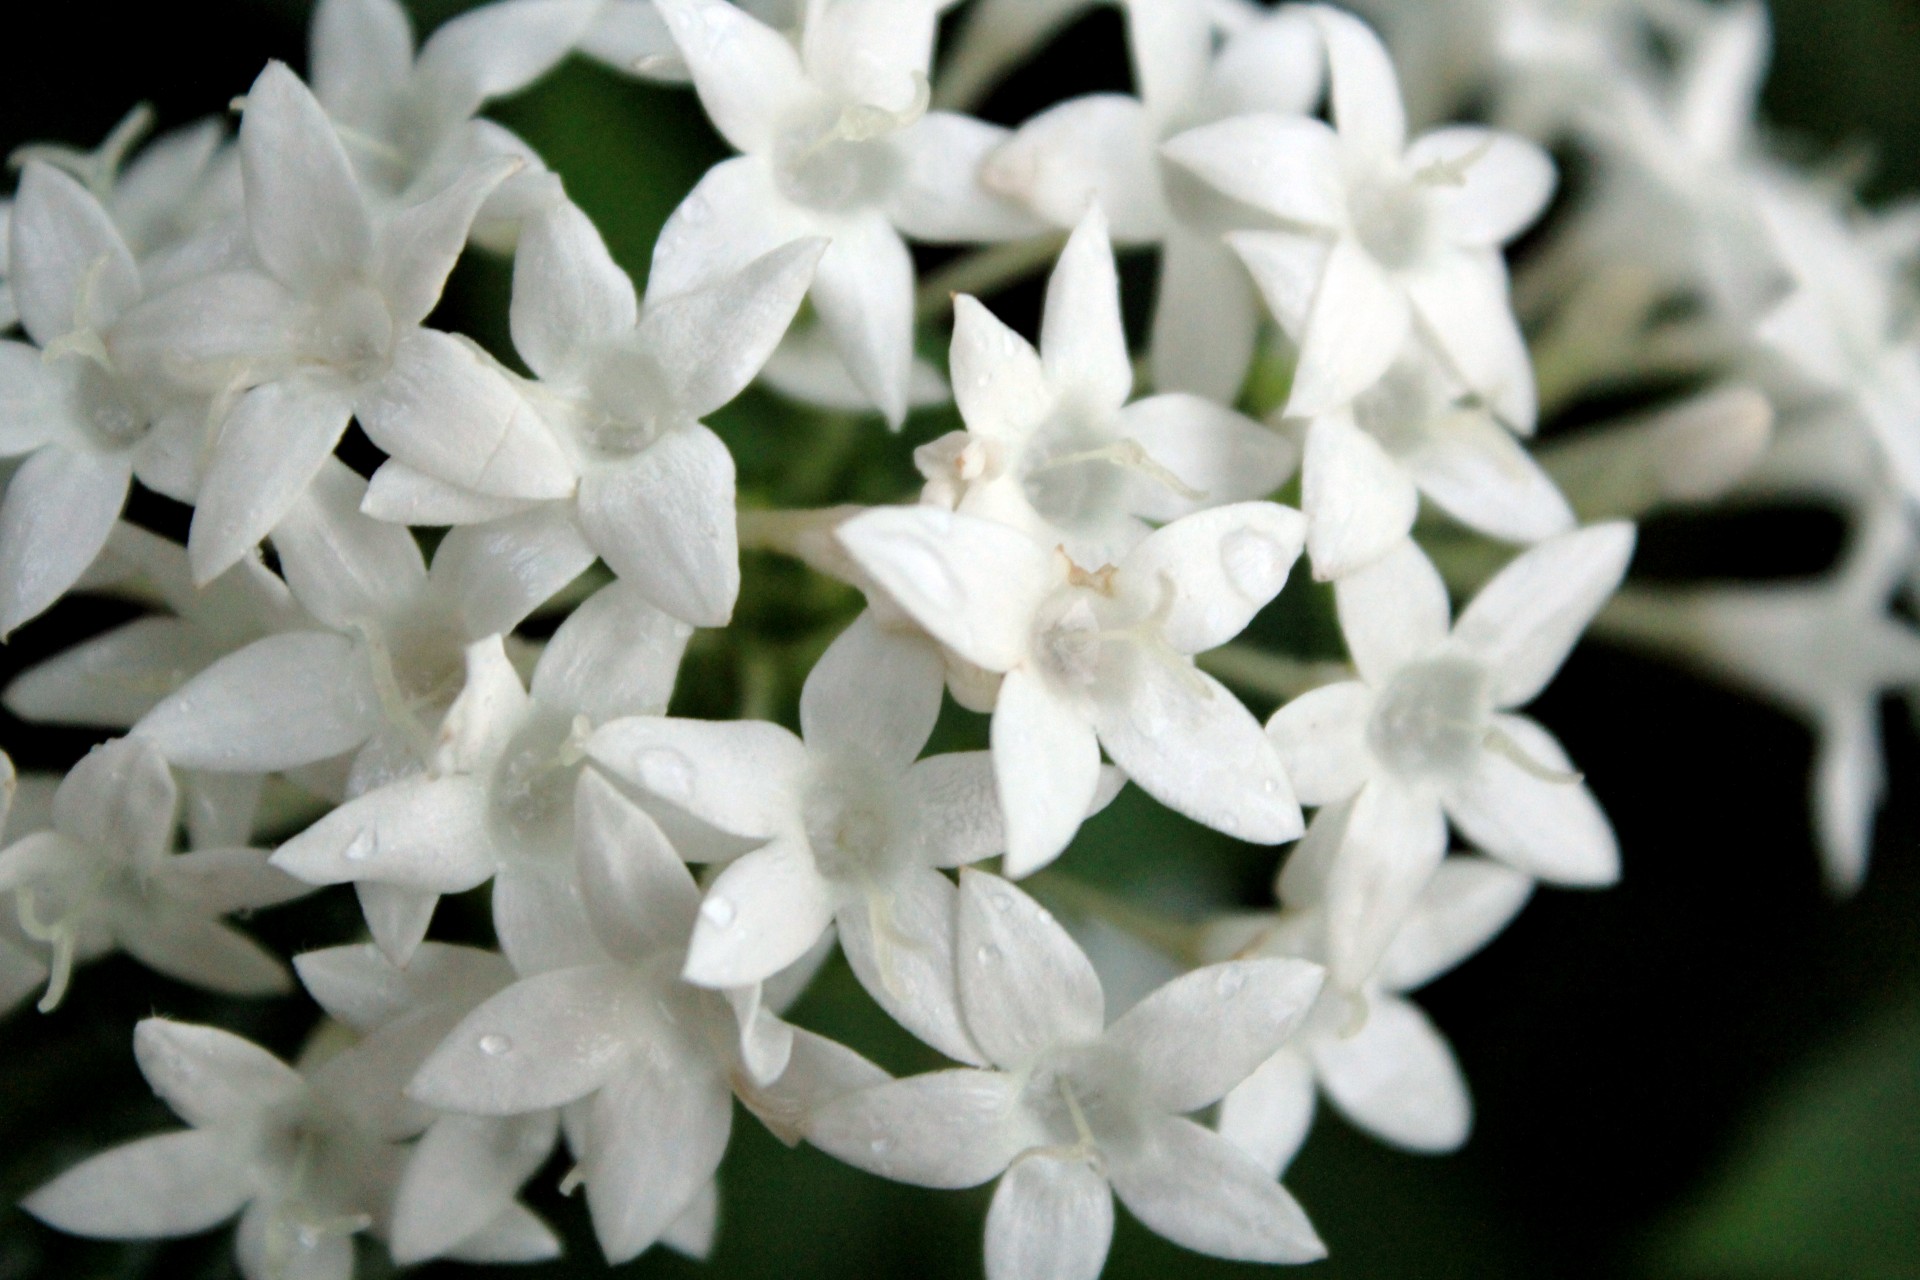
left=811, top=216, right=914, bottom=427
left=3, top=617, right=213, bottom=728
left=809, top=1068, right=1038, bottom=1188
left=1323, top=777, right=1448, bottom=988
left=510, top=201, right=639, bottom=381
left=886, top=113, right=1042, bottom=243
left=1264, top=680, right=1373, bottom=807
left=1452, top=523, right=1634, bottom=707
left=1407, top=127, right=1555, bottom=248
left=1217, top=1049, right=1317, bottom=1178
left=12, top=163, right=140, bottom=347
left=361, top=461, right=535, bottom=525
left=1119, top=502, right=1306, bottom=654
left=1106, top=1114, right=1324, bottom=1263
left=271, top=460, right=428, bottom=632
left=1041, top=207, right=1131, bottom=412
left=415, top=0, right=599, bottom=106
left=903, top=751, right=1004, bottom=868
left=801, top=611, right=945, bottom=770
left=1311, top=5, right=1405, bottom=161
left=840, top=866, right=985, bottom=1065
left=1334, top=538, right=1450, bottom=683
left=1288, top=236, right=1411, bottom=417
left=533, top=582, right=689, bottom=722
left=271, top=776, right=496, bottom=893
left=958, top=868, right=1103, bottom=1067
left=390, top=1111, right=559, bottom=1265
left=682, top=839, right=836, bottom=987
left=134, top=1018, right=305, bottom=1129
left=159, top=848, right=313, bottom=914
left=54, top=737, right=175, bottom=868
left=1312, top=995, right=1470, bottom=1151
left=1161, top=115, right=1345, bottom=230
left=309, top=0, right=414, bottom=127
left=985, top=1154, right=1113, bottom=1280
left=993, top=666, right=1102, bottom=877
left=950, top=295, right=1052, bottom=441
left=654, top=0, right=812, bottom=154
left=379, top=157, right=519, bottom=328
left=1442, top=714, right=1618, bottom=885
left=581, top=1057, right=733, bottom=1263
left=648, top=156, right=815, bottom=299
left=980, top=95, right=1167, bottom=241
left=577, top=423, right=738, bottom=627
left=0, top=446, right=130, bottom=636
left=575, top=770, right=700, bottom=961
left=1378, top=857, right=1533, bottom=992
left=1404, top=252, right=1535, bottom=431
left=1405, top=408, right=1574, bottom=544
left=586, top=714, right=807, bottom=840
left=1149, top=233, right=1264, bottom=403
left=428, top=506, right=595, bottom=638
left=23, top=1130, right=251, bottom=1238
left=1814, top=701, right=1878, bottom=895
left=239, top=62, right=374, bottom=293
left=1303, top=409, right=1419, bottom=580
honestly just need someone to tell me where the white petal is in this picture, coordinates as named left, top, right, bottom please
left=1405, top=408, right=1575, bottom=544
left=532, top=581, right=689, bottom=722
left=587, top=714, right=807, bottom=841
left=654, top=0, right=812, bottom=155
left=993, top=667, right=1102, bottom=878
left=1404, top=252, right=1535, bottom=431
left=1303, top=409, right=1419, bottom=580
left=581, top=1059, right=733, bottom=1263
left=271, top=776, right=496, bottom=893
left=361, top=461, right=536, bottom=525
left=648, top=157, right=815, bottom=299
left=234, top=1199, right=355, bottom=1280
left=0, top=446, right=130, bottom=637
left=577, top=423, right=739, bottom=627
left=390, top=1112, right=559, bottom=1264
left=117, top=912, right=292, bottom=996
left=22, top=1130, right=251, bottom=1238
left=958, top=868, right=1103, bottom=1068
left=736, top=1025, right=890, bottom=1145
left=134, top=632, right=379, bottom=771
left=189, top=376, right=353, bottom=585
left=886, top=113, right=1042, bottom=243
left=950, top=295, right=1052, bottom=441
left=1228, top=232, right=1331, bottom=339
left=415, top=0, right=598, bottom=106
left=1407, top=127, right=1555, bottom=248
left=1160, top=115, right=1345, bottom=230
left=1124, top=0, right=1213, bottom=108
left=1101, top=957, right=1325, bottom=1112
left=1310, top=5, right=1405, bottom=161
left=106, top=272, right=303, bottom=392
left=492, top=860, right=606, bottom=975
left=3, top=617, right=211, bottom=727
left=12, top=164, right=140, bottom=347
left=809, top=1069, right=1036, bottom=1188
left=1094, top=663, right=1302, bottom=846
left=1378, top=857, right=1533, bottom=992
left=271, top=460, right=428, bottom=632
left=443, top=1203, right=563, bottom=1264
left=1442, top=714, right=1618, bottom=885
left=356, top=880, right=440, bottom=968
left=798, top=0, right=934, bottom=105
left=659, top=1181, right=717, bottom=1261
left=1217, top=1049, right=1317, bottom=1178
left=1149, top=233, right=1264, bottom=403
left=636, top=236, right=825, bottom=419
left=1322, top=777, right=1448, bottom=988
left=133, top=1018, right=305, bottom=1129
left=239, top=62, right=374, bottom=294
left=0, top=341, right=70, bottom=456
left=1814, top=701, right=1878, bottom=895
left=379, top=157, right=519, bottom=328
left=980, top=96, right=1167, bottom=241
left=1334, top=538, right=1450, bottom=684
left=1264, top=680, right=1373, bottom=807
left=1451, top=523, right=1635, bottom=707
left=1106, top=1114, right=1324, bottom=1263
left=575, top=770, right=700, bottom=961
left=1288, top=236, right=1411, bottom=417
left=358, top=330, right=576, bottom=501
left=840, top=867, right=985, bottom=1065
left=510, top=200, right=639, bottom=382
left=427, top=506, right=595, bottom=638
left=1312, top=994, right=1470, bottom=1151
left=158, top=848, right=312, bottom=915
left=985, top=1154, right=1113, bottom=1280
left=801, top=611, right=944, bottom=770
left=54, top=736, right=176, bottom=868
left=1041, top=207, right=1131, bottom=413
left=1203, top=8, right=1325, bottom=118
left=1118, top=502, right=1306, bottom=654
left=903, top=751, right=1004, bottom=868
left=683, top=839, right=836, bottom=987
left=309, top=0, right=413, bottom=128
left=409, top=964, right=641, bottom=1114
left=836, top=506, right=1057, bottom=673
left=811, top=215, right=915, bottom=427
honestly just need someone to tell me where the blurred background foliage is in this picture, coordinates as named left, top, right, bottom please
left=2, top=2, right=1919, bottom=1278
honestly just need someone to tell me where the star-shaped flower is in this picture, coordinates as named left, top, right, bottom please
left=840, top=501, right=1307, bottom=873
left=1264, top=524, right=1631, bottom=988
left=916, top=206, right=1296, bottom=566
left=811, top=869, right=1328, bottom=1280
left=1166, top=5, right=1554, bottom=422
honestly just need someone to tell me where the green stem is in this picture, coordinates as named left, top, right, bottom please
left=914, top=234, right=1068, bottom=321
left=1197, top=645, right=1352, bottom=702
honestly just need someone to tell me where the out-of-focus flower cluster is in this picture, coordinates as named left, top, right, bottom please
left=1, top=1, right=1911, bottom=1278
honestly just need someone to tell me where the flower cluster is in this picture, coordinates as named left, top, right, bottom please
left=0, top=2, right=1910, bottom=1279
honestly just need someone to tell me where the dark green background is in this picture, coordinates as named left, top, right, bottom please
left=1, top=3, right=1918, bottom=1278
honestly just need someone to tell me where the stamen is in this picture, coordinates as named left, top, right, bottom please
left=18, top=890, right=78, bottom=1014
left=1028, top=439, right=1207, bottom=502
left=1414, top=137, right=1495, bottom=188
left=559, top=1165, right=588, bottom=1195
left=794, top=73, right=933, bottom=162
left=1482, top=725, right=1583, bottom=784
left=11, top=103, right=156, bottom=198
left=41, top=255, right=121, bottom=372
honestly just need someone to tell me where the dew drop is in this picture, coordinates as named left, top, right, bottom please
left=1215, top=967, right=1247, bottom=997
left=701, top=896, right=737, bottom=929
left=296, top=1226, right=322, bottom=1250
left=479, top=1033, right=512, bottom=1057
left=989, top=891, right=1014, bottom=913
left=1220, top=529, right=1288, bottom=601
left=1260, top=777, right=1279, bottom=796
left=868, top=1136, right=892, bottom=1156
left=975, top=944, right=1001, bottom=965
left=343, top=829, right=377, bottom=863
left=635, top=747, right=695, bottom=798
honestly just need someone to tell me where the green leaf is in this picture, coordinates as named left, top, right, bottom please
left=1653, top=995, right=1920, bottom=1279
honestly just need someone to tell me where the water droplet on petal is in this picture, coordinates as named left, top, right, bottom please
left=975, top=944, right=1001, bottom=965
left=1220, top=529, right=1289, bottom=602
left=989, top=891, right=1014, bottom=913
left=479, top=1033, right=512, bottom=1057
left=1215, top=967, right=1247, bottom=997
left=296, top=1226, right=322, bottom=1250
left=869, top=1136, right=892, bottom=1156
left=343, top=829, right=377, bottom=863
left=1260, top=777, right=1279, bottom=796
left=701, top=896, right=737, bottom=928
left=635, top=747, right=695, bottom=798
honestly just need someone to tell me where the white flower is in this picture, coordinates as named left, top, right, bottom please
left=1209, top=856, right=1533, bottom=1172
left=587, top=610, right=1117, bottom=1056
left=1165, top=5, right=1554, bottom=423
left=405, top=776, right=807, bottom=1263
left=268, top=576, right=687, bottom=968
left=294, top=941, right=564, bottom=1265
left=106, top=62, right=523, bottom=584
left=1265, top=525, right=1631, bottom=988
left=839, top=502, right=1307, bottom=873
left=0, top=752, right=51, bottom=1015
left=1597, top=500, right=1920, bottom=892
left=369, top=197, right=820, bottom=627
left=982, top=3, right=1324, bottom=400
left=24, top=1018, right=406, bottom=1280
left=1298, top=339, right=1574, bottom=580
left=0, top=163, right=178, bottom=636
left=133, top=463, right=588, bottom=792
left=650, top=0, right=1039, bottom=425
left=0, top=737, right=309, bottom=1011
left=811, top=869, right=1328, bottom=1279
left=1540, top=384, right=1774, bottom=522
left=917, top=205, right=1296, bottom=566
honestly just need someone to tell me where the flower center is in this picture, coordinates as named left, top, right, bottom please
left=1351, top=173, right=1437, bottom=273
left=310, top=281, right=395, bottom=382
left=490, top=711, right=588, bottom=851
left=1367, top=656, right=1492, bottom=780
left=802, top=764, right=903, bottom=885
left=772, top=83, right=926, bottom=213
left=574, top=348, right=673, bottom=459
